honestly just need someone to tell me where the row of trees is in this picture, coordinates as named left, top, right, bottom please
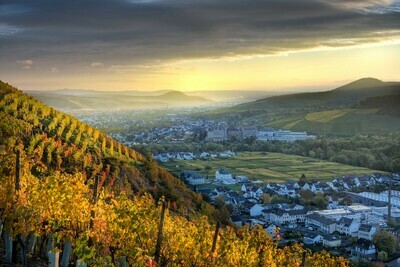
left=139, top=134, right=400, bottom=173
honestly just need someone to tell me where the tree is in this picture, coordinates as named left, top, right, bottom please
left=312, top=193, right=328, bottom=209
left=377, top=251, right=388, bottom=262
left=143, top=152, right=159, bottom=184
left=338, top=196, right=352, bottom=206
left=262, top=193, right=271, bottom=204
left=299, top=189, right=313, bottom=202
left=271, top=195, right=291, bottom=204
left=373, top=230, right=399, bottom=256
left=214, top=196, right=226, bottom=209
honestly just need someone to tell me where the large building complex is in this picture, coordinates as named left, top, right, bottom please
left=206, top=126, right=315, bottom=142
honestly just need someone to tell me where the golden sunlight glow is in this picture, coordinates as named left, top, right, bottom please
left=157, top=42, right=400, bottom=91
left=14, top=42, right=400, bottom=91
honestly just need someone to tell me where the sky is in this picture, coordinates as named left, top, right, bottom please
left=1, top=0, right=400, bottom=91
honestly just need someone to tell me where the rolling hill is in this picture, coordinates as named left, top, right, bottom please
left=26, top=89, right=212, bottom=110
left=0, top=80, right=208, bottom=214
left=200, top=78, right=400, bottom=135
left=236, top=78, right=400, bottom=111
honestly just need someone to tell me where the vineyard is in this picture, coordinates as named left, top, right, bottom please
left=0, top=158, right=349, bottom=266
left=0, top=80, right=206, bottom=214
left=0, top=81, right=349, bottom=266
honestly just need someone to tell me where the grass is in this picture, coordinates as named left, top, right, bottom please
left=161, top=152, right=385, bottom=184
left=305, top=109, right=349, bottom=123
left=267, top=108, right=400, bottom=135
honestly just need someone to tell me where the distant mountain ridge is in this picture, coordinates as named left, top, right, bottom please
left=246, top=78, right=400, bottom=110
left=26, top=89, right=212, bottom=110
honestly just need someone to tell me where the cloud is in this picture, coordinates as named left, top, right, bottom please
left=17, top=59, right=33, bottom=69
left=51, top=67, right=59, bottom=73
left=326, top=0, right=400, bottom=13
left=91, top=62, right=105, bottom=67
left=0, top=24, right=22, bottom=36
left=1, top=0, right=400, bottom=71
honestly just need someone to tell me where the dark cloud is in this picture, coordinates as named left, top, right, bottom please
left=0, top=0, right=399, bottom=71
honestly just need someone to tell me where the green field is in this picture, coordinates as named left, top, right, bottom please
left=161, top=152, right=385, bottom=184
left=267, top=108, right=400, bottom=135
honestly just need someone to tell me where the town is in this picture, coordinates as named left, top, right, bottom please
left=71, top=109, right=315, bottom=146
left=177, top=164, right=400, bottom=265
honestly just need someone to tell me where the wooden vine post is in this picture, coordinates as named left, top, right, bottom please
left=89, top=175, right=100, bottom=230
left=211, top=221, right=220, bottom=254
left=154, top=201, right=167, bottom=264
left=12, top=148, right=21, bottom=264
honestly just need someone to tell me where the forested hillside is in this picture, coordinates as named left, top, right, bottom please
left=0, top=80, right=206, bottom=214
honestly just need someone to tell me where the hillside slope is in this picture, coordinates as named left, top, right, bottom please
left=356, top=93, right=400, bottom=117
left=237, top=78, right=400, bottom=111
left=0, top=80, right=206, bottom=213
left=199, top=78, right=400, bottom=134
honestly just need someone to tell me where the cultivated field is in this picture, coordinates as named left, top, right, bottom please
left=161, top=152, right=385, bottom=184
left=266, top=108, right=400, bottom=135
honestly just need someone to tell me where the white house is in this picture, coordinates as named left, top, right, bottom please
left=322, top=235, right=341, bottom=248
left=303, top=234, right=323, bottom=245
left=250, top=204, right=264, bottom=217
left=357, top=224, right=376, bottom=241
left=305, top=213, right=337, bottom=234
left=215, top=168, right=233, bottom=181
left=264, top=224, right=279, bottom=238
left=266, top=208, right=308, bottom=225
left=180, top=171, right=205, bottom=185
left=246, top=187, right=264, bottom=199
left=351, top=239, right=376, bottom=260
left=336, top=217, right=360, bottom=236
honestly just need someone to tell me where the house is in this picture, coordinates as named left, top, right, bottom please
left=242, top=200, right=257, bottom=214
left=244, top=186, right=264, bottom=199
left=267, top=182, right=278, bottom=189
left=215, top=168, right=236, bottom=184
left=235, top=175, right=249, bottom=183
left=180, top=171, right=205, bottom=185
left=303, top=233, right=323, bottom=245
left=199, top=152, right=209, bottom=158
left=213, top=186, right=230, bottom=195
left=305, top=213, right=337, bottom=234
left=276, top=184, right=296, bottom=197
left=357, top=224, right=376, bottom=241
left=250, top=204, right=264, bottom=217
left=264, top=224, right=279, bottom=238
left=266, top=208, right=308, bottom=225
left=351, top=239, right=376, bottom=260
left=314, top=183, right=330, bottom=193
left=336, top=217, right=360, bottom=236
left=322, top=235, right=341, bottom=248
left=230, top=215, right=243, bottom=227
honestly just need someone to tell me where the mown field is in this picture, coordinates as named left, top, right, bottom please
left=161, top=152, right=385, bottom=184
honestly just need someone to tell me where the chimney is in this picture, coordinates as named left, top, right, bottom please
left=388, top=186, right=392, bottom=223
